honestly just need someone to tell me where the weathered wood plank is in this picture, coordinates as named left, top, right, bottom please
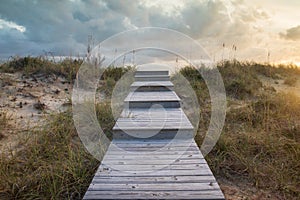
left=84, top=190, right=225, bottom=200
left=110, top=144, right=199, bottom=150
left=83, top=70, right=225, bottom=200
left=131, top=81, right=173, bottom=87
left=92, top=175, right=216, bottom=184
left=113, top=120, right=193, bottom=130
left=120, top=108, right=188, bottom=118
left=113, top=130, right=194, bottom=140
left=102, top=152, right=203, bottom=160
left=108, top=146, right=200, bottom=152
left=135, top=75, right=170, bottom=81
left=99, top=163, right=211, bottom=171
left=113, top=122, right=193, bottom=129
left=105, top=151, right=202, bottom=157
left=105, top=159, right=207, bottom=165
left=95, top=168, right=213, bottom=177
left=87, top=182, right=221, bottom=191
left=135, top=70, right=169, bottom=76
left=111, top=138, right=196, bottom=145
left=131, top=81, right=174, bottom=92
left=108, top=141, right=198, bottom=149
left=124, top=91, right=180, bottom=102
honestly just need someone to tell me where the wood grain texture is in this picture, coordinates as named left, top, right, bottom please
left=83, top=70, right=224, bottom=199
left=124, top=91, right=180, bottom=102
left=135, top=70, right=169, bottom=76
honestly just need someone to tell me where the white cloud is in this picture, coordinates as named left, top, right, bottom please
left=122, top=17, right=138, bottom=30
left=0, top=18, right=26, bottom=32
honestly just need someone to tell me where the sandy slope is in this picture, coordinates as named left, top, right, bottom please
left=258, top=74, right=300, bottom=97
left=0, top=72, right=72, bottom=154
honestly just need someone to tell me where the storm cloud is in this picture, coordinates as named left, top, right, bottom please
left=0, top=0, right=298, bottom=64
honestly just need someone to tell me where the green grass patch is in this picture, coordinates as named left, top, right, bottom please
left=0, top=56, right=82, bottom=82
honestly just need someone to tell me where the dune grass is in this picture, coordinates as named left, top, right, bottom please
left=0, top=111, right=12, bottom=140
left=0, top=56, right=82, bottom=82
left=0, top=58, right=299, bottom=199
left=284, top=76, right=298, bottom=86
left=177, top=61, right=300, bottom=199
left=207, top=92, right=300, bottom=199
left=0, top=64, right=126, bottom=199
left=0, top=110, right=98, bottom=199
left=0, top=101, right=116, bottom=199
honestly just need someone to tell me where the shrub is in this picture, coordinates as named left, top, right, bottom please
left=0, top=56, right=82, bottom=82
left=284, top=76, right=297, bottom=86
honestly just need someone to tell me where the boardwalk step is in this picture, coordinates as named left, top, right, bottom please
left=113, top=130, right=194, bottom=140
left=119, top=108, right=190, bottom=120
left=114, top=108, right=193, bottom=129
left=113, top=107, right=194, bottom=139
left=131, top=81, right=174, bottom=92
left=84, top=69, right=225, bottom=199
left=135, top=75, right=170, bottom=81
left=84, top=190, right=225, bottom=200
left=113, top=120, right=193, bottom=129
left=92, top=175, right=216, bottom=183
left=84, top=140, right=224, bottom=199
left=135, top=70, right=169, bottom=76
left=87, top=182, right=221, bottom=191
left=113, top=118, right=194, bottom=139
left=124, top=91, right=180, bottom=108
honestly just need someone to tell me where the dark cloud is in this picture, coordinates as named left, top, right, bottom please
left=73, top=11, right=91, bottom=23
left=280, top=25, right=300, bottom=41
left=0, top=0, right=271, bottom=59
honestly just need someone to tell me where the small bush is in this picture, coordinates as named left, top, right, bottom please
left=98, top=66, right=135, bottom=97
left=177, top=62, right=263, bottom=99
left=251, top=62, right=300, bottom=78
left=0, top=56, right=82, bottom=82
left=218, top=61, right=263, bottom=99
left=284, top=76, right=297, bottom=86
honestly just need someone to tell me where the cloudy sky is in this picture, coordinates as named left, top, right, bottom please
left=0, top=0, right=299, bottom=65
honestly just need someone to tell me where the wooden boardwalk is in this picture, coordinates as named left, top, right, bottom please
left=84, top=70, right=225, bottom=199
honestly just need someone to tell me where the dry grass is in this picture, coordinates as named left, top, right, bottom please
left=0, top=56, right=82, bottom=82
left=176, top=62, right=300, bottom=199
left=207, top=92, right=300, bottom=199
left=284, top=76, right=298, bottom=86
left=0, top=111, right=12, bottom=140
left=0, top=58, right=299, bottom=199
left=0, top=102, right=116, bottom=199
left=0, top=64, right=122, bottom=199
left=0, top=110, right=99, bottom=199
